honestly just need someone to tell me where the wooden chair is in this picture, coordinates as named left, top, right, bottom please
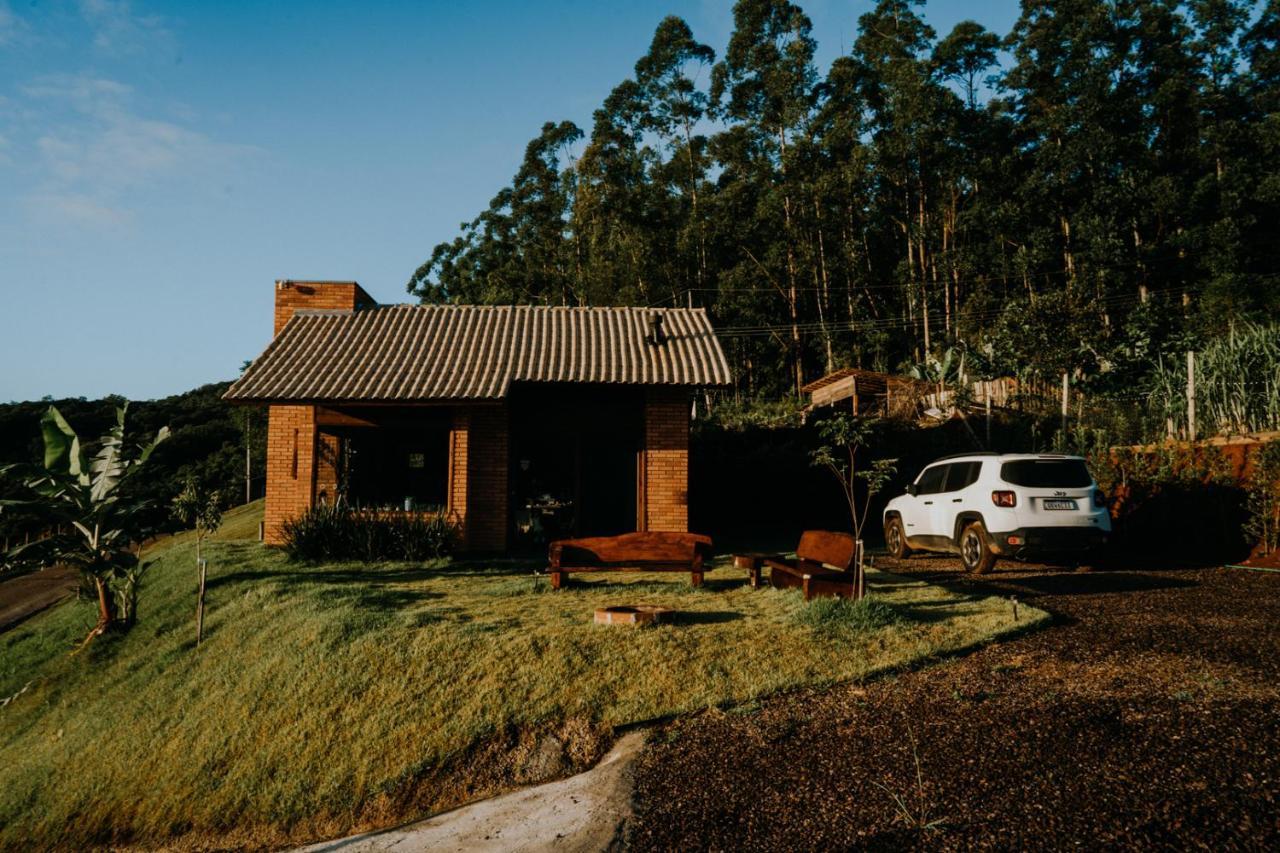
left=548, top=532, right=713, bottom=590
left=765, top=531, right=864, bottom=601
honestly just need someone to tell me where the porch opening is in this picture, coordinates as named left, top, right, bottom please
left=508, top=384, right=643, bottom=550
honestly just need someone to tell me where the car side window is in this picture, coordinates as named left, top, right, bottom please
left=945, top=461, right=980, bottom=492
left=916, top=464, right=949, bottom=495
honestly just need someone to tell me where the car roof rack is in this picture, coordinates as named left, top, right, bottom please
left=931, top=451, right=1002, bottom=462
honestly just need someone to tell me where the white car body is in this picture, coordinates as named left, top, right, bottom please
left=883, top=453, right=1112, bottom=570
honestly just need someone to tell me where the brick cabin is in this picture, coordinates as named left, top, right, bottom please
left=224, top=281, right=731, bottom=551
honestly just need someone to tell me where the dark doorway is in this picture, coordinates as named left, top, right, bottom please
left=507, top=384, right=642, bottom=550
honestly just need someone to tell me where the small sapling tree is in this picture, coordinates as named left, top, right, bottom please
left=1244, top=442, right=1280, bottom=558
left=172, top=476, right=222, bottom=569
left=172, top=477, right=222, bottom=646
left=810, top=413, right=897, bottom=553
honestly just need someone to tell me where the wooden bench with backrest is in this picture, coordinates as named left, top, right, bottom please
left=765, top=530, right=864, bottom=601
left=547, top=532, right=713, bottom=590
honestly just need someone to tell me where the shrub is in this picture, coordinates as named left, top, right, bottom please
left=792, top=594, right=901, bottom=639
left=1244, top=442, right=1280, bottom=557
left=282, top=504, right=456, bottom=563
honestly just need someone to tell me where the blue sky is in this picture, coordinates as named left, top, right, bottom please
left=0, top=0, right=1020, bottom=401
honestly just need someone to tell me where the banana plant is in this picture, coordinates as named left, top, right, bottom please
left=0, top=405, right=168, bottom=648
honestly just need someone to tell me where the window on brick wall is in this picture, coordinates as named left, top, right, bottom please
left=328, top=425, right=450, bottom=511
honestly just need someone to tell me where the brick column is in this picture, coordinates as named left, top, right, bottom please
left=263, top=405, right=317, bottom=545
left=448, top=408, right=470, bottom=540
left=466, top=404, right=509, bottom=552
left=643, top=388, right=690, bottom=532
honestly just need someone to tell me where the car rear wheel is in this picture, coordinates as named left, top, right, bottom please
left=885, top=516, right=911, bottom=559
left=959, top=522, right=997, bottom=574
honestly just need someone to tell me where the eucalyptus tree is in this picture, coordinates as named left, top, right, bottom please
left=933, top=20, right=1000, bottom=111
left=811, top=50, right=878, bottom=365
left=0, top=405, right=168, bottom=648
left=1184, top=0, right=1261, bottom=323
left=711, top=0, right=819, bottom=393
left=574, top=80, right=659, bottom=304
left=1240, top=2, right=1280, bottom=317
left=849, top=0, right=952, bottom=356
left=1005, top=0, right=1158, bottom=322
left=409, top=121, right=583, bottom=305
left=1126, top=0, right=1202, bottom=307
left=634, top=16, right=717, bottom=295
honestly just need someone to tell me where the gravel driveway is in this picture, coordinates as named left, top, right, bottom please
left=627, top=559, right=1280, bottom=850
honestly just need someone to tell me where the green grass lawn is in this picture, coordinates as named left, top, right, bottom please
left=0, top=506, right=1048, bottom=849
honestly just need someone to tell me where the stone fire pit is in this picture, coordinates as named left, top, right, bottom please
left=593, top=605, right=672, bottom=626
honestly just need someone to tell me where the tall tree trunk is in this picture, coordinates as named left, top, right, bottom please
left=779, top=127, right=803, bottom=394
left=814, top=198, right=834, bottom=372
left=685, top=122, right=708, bottom=296
left=918, top=183, right=932, bottom=354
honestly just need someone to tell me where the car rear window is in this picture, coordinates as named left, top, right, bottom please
left=1000, top=459, right=1092, bottom=488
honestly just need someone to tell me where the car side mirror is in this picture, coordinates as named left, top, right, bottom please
left=905, top=484, right=918, bottom=497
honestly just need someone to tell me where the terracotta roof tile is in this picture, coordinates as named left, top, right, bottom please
left=224, top=304, right=732, bottom=403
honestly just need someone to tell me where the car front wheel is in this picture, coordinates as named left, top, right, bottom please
left=885, top=516, right=911, bottom=559
left=959, top=522, right=997, bottom=574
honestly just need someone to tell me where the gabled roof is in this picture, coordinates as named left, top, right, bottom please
left=224, top=304, right=732, bottom=403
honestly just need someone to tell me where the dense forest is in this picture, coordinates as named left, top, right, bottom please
left=0, top=386, right=267, bottom=548
left=408, top=0, right=1279, bottom=412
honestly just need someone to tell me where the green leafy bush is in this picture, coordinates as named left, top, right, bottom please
left=1244, top=442, right=1280, bottom=557
left=792, top=594, right=901, bottom=639
left=282, top=504, right=456, bottom=563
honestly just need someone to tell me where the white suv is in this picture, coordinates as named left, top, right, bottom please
left=882, top=453, right=1111, bottom=573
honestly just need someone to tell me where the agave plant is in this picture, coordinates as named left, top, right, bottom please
left=0, top=405, right=168, bottom=648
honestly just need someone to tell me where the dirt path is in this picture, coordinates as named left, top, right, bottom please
left=298, top=731, right=645, bottom=852
left=0, top=566, right=78, bottom=633
left=628, top=560, right=1280, bottom=850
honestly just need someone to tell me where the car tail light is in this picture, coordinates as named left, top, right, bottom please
left=1093, top=490, right=1106, bottom=508
left=992, top=490, right=1017, bottom=507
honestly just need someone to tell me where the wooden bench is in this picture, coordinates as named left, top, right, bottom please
left=764, top=531, right=865, bottom=602
left=548, top=532, right=713, bottom=590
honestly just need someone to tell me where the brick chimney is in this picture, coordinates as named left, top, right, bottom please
left=274, top=280, right=377, bottom=336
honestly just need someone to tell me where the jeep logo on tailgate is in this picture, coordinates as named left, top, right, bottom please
left=1054, top=491, right=1066, bottom=496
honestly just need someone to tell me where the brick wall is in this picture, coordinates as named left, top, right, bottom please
left=643, top=388, right=690, bottom=532
left=467, top=404, right=509, bottom=551
left=273, top=280, right=376, bottom=335
left=264, top=404, right=316, bottom=545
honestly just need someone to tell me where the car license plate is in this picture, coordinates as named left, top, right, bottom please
left=1043, top=499, right=1077, bottom=510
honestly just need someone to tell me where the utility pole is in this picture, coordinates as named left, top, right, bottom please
left=1187, top=350, right=1197, bottom=442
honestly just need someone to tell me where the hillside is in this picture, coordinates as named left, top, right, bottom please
left=0, top=503, right=1044, bottom=849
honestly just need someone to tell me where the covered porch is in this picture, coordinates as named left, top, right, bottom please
left=263, top=384, right=690, bottom=553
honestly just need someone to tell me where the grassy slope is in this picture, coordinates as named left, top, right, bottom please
left=0, top=506, right=1047, bottom=849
